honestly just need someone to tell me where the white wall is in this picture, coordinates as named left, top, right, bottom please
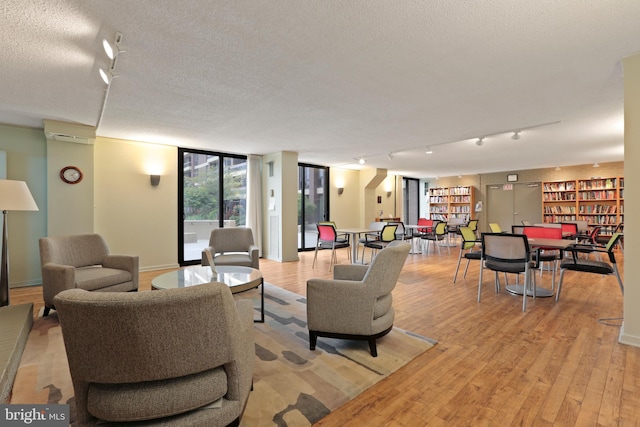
left=94, top=138, right=178, bottom=271
left=620, top=53, right=640, bottom=346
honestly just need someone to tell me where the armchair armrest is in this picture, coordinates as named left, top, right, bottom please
left=227, top=298, right=255, bottom=402
left=249, top=245, right=260, bottom=268
left=202, top=246, right=216, bottom=265
left=333, top=264, right=368, bottom=281
left=103, top=255, right=139, bottom=288
left=42, top=263, right=76, bottom=307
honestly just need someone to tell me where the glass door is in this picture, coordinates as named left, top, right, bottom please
left=298, top=164, right=329, bottom=250
left=403, top=177, right=420, bottom=225
left=179, top=148, right=247, bottom=265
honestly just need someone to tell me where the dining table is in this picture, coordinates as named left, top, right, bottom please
left=336, top=227, right=379, bottom=263
left=505, top=237, right=575, bottom=298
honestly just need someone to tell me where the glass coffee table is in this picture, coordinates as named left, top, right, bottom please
left=152, top=265, right=264, bottom=322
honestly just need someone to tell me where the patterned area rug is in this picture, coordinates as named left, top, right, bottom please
left=10, top=284, right=436, bottom=426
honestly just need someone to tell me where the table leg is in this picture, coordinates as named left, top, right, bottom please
left=255, top=278, right=265, bottom=323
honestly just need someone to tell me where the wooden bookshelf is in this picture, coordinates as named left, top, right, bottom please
left=542, top=177, right=623, bottom=231
left=428, top=186, right=475, bottom=222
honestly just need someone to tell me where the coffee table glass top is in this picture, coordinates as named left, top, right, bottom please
left=152, top=265, right=262, bottom=294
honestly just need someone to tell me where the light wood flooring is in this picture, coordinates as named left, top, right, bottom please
left=10, top=240, right=638, bottom=426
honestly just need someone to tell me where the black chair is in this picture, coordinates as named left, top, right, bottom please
left=363, top=224, right=398, bottom=262
left=453, top=226, right=482, bottom=283
left=555, top=233, right=624, bottom=302
left=420, top=221, right=449, bottom=255
left=478, top=233, right=539, bottom=311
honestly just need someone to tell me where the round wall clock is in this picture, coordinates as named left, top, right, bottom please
left=60, top=166, right=83, bottom=184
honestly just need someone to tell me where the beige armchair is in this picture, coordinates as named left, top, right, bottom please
left=39, top=234, right=138, bottom=316
left=54, top=283, right=254, bottom=427
left=202, top=227, right=259, bottom=269
left=306, top=241, right=410, bottom=357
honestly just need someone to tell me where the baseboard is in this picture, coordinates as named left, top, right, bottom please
left=619, top=323, right=640, bottom=348
left=139, top=263, right=180, bottom=272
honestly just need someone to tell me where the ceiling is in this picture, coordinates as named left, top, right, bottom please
left=2, top=1, right=638, bottom=178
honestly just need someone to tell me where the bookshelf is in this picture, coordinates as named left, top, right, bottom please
left=542, top=177, right=623, bottom=232
left=428, top=186, right=475, bottom=222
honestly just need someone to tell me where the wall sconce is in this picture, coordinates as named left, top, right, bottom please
left=386, top=191, right=392, bottom=198
left=150, top=175, right=161, bottom=186
left=337, top=187, right=344, bottom=195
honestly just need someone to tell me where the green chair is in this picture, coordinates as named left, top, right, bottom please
left=453, top=227, right=482, bottom=283
left=556, top=233, right=624, bottom=302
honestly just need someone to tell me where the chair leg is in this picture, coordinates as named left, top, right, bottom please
left=312, top=245, right=319, bottom=268
left=368, top=338, right=378, bottom=357
left=309, top=331, right=318, bottom=350
left=43, top=306, right=51, bottom=317
left=477, top=263, right=484, bottom=302
left=522, top=267, right=529, bottom=312
left=614, top=265, right=624, bottom=295
left=453, top=250, right=463, bottom=283
left=463, top=258, right=471, bottom=278
left=555, top=269, right=567, bottom=302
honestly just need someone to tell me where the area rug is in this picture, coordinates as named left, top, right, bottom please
left=10, top=284, right=436, bottom=426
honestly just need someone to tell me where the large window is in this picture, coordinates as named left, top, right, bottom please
left=179, top=148, right=247, bottom=265
left=298, top=164, right=329, bottom=250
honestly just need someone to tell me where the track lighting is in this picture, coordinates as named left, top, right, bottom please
left=99, top=68, right=114, bottom=85
left=358, top=158, right=365, bottom=165
left=102, top=32, right=123, bottom=60
left=511, top=131, right=521, bottom=140
left=425, top=146, right=433, bottom=154
left=475, top=137, right=484, bottom=146
left=99, top=33, right=124, bottom=86
left=388, top=153, right=394, bottom=160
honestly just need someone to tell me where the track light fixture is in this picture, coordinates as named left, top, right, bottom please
left=99, top=68, right=114, bottom=85
left=99, top=33, right=124, bottom=86
left=358, top=158, right=365, bottom=165
left=475, top=137, right=484, bottom=146
left=388, top=152, right=394, bottom=160
left=511, top=131, right=521, bottom=140
left=425, top=146, right=433, bottom=154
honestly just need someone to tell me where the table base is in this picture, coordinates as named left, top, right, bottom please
left=505, top=284, right=554, bottom=298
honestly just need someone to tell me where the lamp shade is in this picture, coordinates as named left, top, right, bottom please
left=0, top=180, right=39, bottom=211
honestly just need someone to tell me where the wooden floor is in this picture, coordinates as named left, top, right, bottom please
left=10, top=241, right=639, bottom=426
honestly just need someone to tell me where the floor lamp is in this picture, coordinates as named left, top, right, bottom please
left=0, top=180, right=38, bottom=307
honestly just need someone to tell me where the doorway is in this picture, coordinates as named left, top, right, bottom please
left=486, top=183, right=542, bottom=232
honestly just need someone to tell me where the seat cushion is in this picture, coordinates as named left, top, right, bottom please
left=485, top=260, right=526, bottom=274
left=75, top=266, right=133, bottom=291
left=214, top=254, right=253, bottom=267
left=87, top=367, right=227, bottom=422
left=560, top=259, right=614, bottom=275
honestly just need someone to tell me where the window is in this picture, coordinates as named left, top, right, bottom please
left=179, top=148, right=247, bottom=265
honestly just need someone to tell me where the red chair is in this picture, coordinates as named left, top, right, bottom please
left=312, top=223, right=351, bottom=270
left=522, top=226, right=562, bottom=290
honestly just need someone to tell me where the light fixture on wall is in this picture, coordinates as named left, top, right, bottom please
left=593, top=162, right=600, bottom=168
left=425, top=146, right=433, bottom=154
left=0, top=180, right=39, bottom=306
left=337, top=187, right=344, bottom=195
left=475, top=137, right=484, bottom=146
left=150, top=175, right=161, bottom=186
left=386, top=191, right=392, bottom=198
left=511, top=131, right=521, bottom=140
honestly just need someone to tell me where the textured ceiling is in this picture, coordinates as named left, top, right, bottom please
left=2, top=0, right=638, bottom=178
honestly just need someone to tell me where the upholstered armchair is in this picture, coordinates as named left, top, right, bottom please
left=54, top=283, right=254, bottom=427
left=39, top=234, right=138, bottom=316
left=202, top=228, right=259, bottom=269
left=306, top=241, right=410, bottom=357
